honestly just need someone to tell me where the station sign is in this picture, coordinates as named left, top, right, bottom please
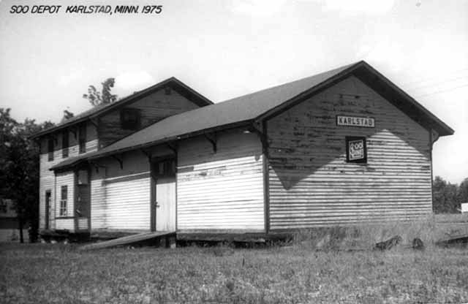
left=337, top=115, right=375, bottom=128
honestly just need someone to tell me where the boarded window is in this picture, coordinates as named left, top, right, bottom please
left=48, top=138, right=54, bottom=161
left=120, top=108, right=140, bottom=130
left=62, top=130, right=69, bottom=158
left=79, top=124, right=86, bottom=154
left=60, top=185, right=68, bottom=216
left=346, top=136, right=367, bottom=163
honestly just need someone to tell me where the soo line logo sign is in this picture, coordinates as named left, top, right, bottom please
left=346, top=137, right=367, bottom=163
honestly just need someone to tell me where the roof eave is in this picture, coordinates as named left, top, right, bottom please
left=87, top=120, right=253, bottom=162
left=255, top=61, right=365, bottom=123
left=49, top=159, right=85, bottom=172
left=255, top=61, right=454, bottom=137
left=30, top=117, right=90, bottom=139
left=353, top=62, right=454, bottom=137
left=30, top=77, right=213, bottom=139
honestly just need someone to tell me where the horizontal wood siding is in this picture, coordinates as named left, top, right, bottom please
left=90, top=169, right=106, bottom=230
left=90, top=149, right=160, bottom=231
left=38, top=121, right=97, bottom=231
left=54, top=172, right=75, bottom=231
left=98, top=89, right=199, bottom=148
left=104, top=174, right=151, bottom=230
left=178, top=130, right=265, bottom=231
left=267, top=76, right=432, bottom=230
left=55, top=218, right=74, bottom=231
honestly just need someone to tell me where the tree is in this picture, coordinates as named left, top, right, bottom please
left=0, top=108, right=54, bottom=242
left=458, top=178, right=468, bottom=204
left=62, top=109, right=74, bottom=120
left=433, top=176, right=460, bottom=213
left=82, top=77, right=118, bottom=107
left=61, top=109, right=75, bottom=123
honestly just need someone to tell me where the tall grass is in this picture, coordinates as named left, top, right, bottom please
left=1, top=218, right=467, bottom=304
left=290, top=215, right=467, bottom=251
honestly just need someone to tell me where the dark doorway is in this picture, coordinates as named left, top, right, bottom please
left=75, top=168, right=91, bottom=231
left=45, top=190, right=51, bottom=230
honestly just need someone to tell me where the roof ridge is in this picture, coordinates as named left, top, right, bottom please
left=31, top=76, right=212, bottom=138
left=219, top=61, right=361, bottom=105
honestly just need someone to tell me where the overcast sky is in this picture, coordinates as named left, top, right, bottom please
left=0, top=0, right=467, bottom=184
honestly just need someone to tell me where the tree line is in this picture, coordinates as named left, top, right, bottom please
left=0, top=109, right=54, bottom=242
left=433, top=176, right=468, bottom=213
left=0, top=79, right=117, bottom=242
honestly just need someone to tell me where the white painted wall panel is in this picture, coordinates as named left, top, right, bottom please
left=55, top=172, right=75, bottom=220
left=104, top=173, right=151, bottom=230
left=38, top=121, right=98, bottom=231
left=90, top=172, right=106, bottom=230
left=55, top=218, right=74, bottom=231
left=178, top=130, right=265, bottom=231
left=90, top=148, right=174, bottom=231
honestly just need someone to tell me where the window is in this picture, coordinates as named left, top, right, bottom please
left=346, top=136, right=367, bottom=163
left=79, top=124, right=86, bottom=154
left=153, top=159, right=176, bottom=178
left=62, top=130, right=69, bottom=158
left=60, top=185, right=68, bottom=216
left=48, top=138, right=54, bottom=161
left=77, top=169, right=89, bottom=185
left=0, top=199, right=7, bottom=214
left=120, top=108, right=140, bottom=130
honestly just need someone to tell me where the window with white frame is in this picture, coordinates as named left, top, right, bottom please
left=60, top=185, right=68, bottom=216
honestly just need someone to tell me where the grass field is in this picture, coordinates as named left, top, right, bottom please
left=1, top=239, right=467, bottom=304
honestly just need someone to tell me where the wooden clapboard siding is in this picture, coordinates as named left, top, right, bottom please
left=55, top=218, right=75, bottom=231
left=177, top=130, right=265, bottom=231
left=91, top=146, right=174, bottom=231
left=104, top=174, right=151, bottom=230
left=38, top=121, right=98, bottom=231
left=90, top=169, right=106, bottom=230
left=98, top=89, right=199, bottom=148
left=54, top=172, right=75, bottom=231
left=267, top=76, right=432, bottom=230
left=90, top=150, right=154, bottom=231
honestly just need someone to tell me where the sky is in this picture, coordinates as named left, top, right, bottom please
left=0, top=0, right=467, bottom=184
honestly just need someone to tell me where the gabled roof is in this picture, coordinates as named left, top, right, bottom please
left=31, top=77, right=213, bottom=139
left=52, top=61, right=454, bottom=170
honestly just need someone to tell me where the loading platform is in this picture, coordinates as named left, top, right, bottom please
left=79, top=231, right=176, bottom=250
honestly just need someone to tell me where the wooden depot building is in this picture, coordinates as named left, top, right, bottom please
left=31, top=61, right=453, bottom=240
